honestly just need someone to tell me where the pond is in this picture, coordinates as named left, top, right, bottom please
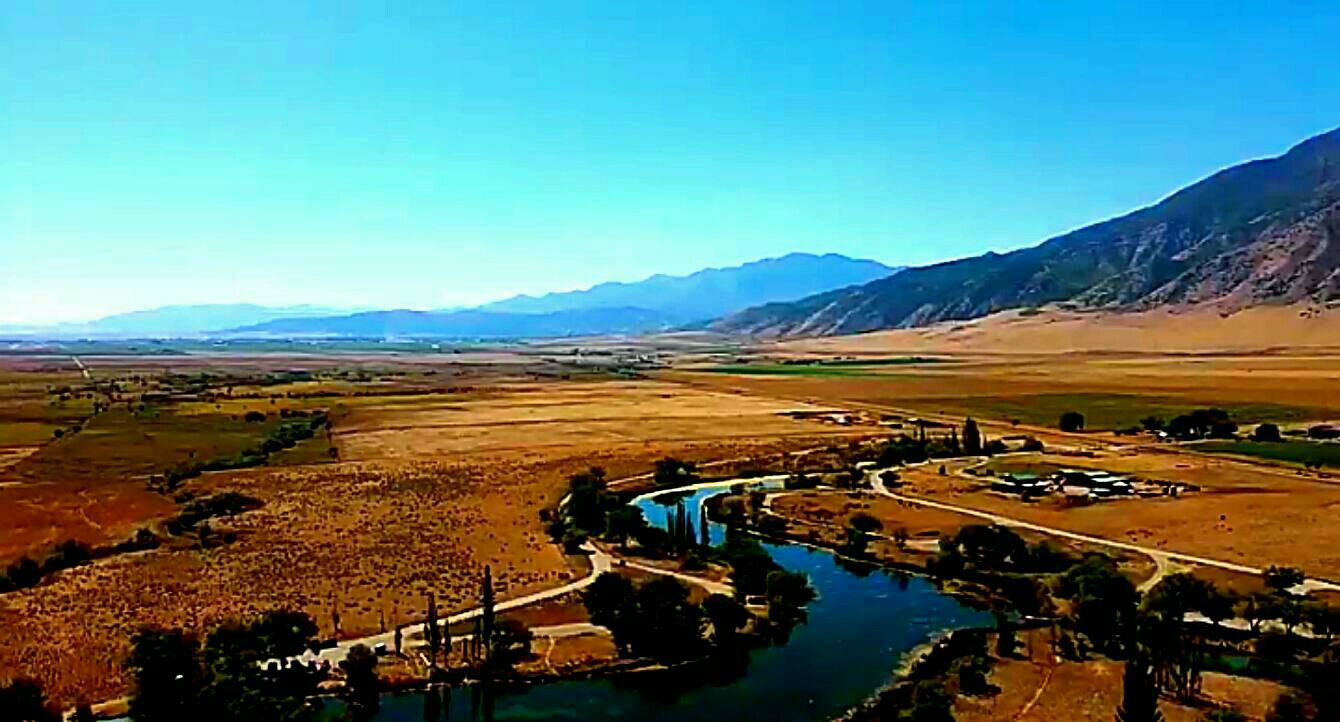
left=344, top=480, right=992, bottom=721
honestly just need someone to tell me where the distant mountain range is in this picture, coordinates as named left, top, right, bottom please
left=0, top=304, right=353, bottom=339
left=2, top=253, right=897, bottom=340
left=231, top=253, right=897, bottom=338
left=716, top=127, right=1340, bottom=337
left=479, top=253, right=897, bottom=320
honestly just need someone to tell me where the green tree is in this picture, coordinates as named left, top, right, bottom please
left=340, top=644, right=380, bottom=721
left=1115, top=650, right=1164, bottom=722
left=1253, top=423, right=1283, bottom=442
left=1264, top=566, right=1305, bottom=594
left=424, top=596, right=440, bottom=666
left=1059, top=411, right=1086, bottom=432
left=604, top=506, right=647, bottom=549
left=765, top=569, right=816, bottom=610
left=126, top=627, right=203, bottom=722
left=582, top=573, right=639, bottom=653
left=487, top=619, right=534, bottom=670
left=653, top=458, right=697, bottom=486
left=962, top=417, right=982, bottom=455
left=480, top=566, right=495, bottom=663
left=1059, top=555, right=1137, bottom=654
left=703, top=594, right=749, bottom=642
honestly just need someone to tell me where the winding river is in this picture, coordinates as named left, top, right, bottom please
left=351, top=480, right=992, bottom=721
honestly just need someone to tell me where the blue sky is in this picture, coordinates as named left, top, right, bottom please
left=3, top=1, right=1338, bottom=323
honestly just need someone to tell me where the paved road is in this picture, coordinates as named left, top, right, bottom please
left=70, top=355, right=91, bottom=380
left=315, top=544, right=613, bottom=666
left=868, top=469, right=1340, bottom=594
left=315, top=537, right=735, bottom=666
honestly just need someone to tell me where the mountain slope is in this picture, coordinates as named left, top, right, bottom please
left=231, top=307, right=679, bottom=339
left=716, top=128, right=1340, bottom=337
left=479, top=252, right=898, bottom=321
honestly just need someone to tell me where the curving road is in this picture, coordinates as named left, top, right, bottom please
left=868, top=469, right=1340, bottom=594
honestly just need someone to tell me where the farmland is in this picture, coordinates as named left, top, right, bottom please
left=2, top=333, right=1340, bottom=719
left=1194, top=439, right=1340, bottom=469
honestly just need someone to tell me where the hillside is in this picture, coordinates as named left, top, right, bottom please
left=479, top=252, right=898, bottom=321
left=716, top=128, right=1340, bottom=337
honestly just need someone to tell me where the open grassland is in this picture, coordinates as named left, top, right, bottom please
left=0, top=358, right=872, bottom=705
left=3, top=336, right=1339, bottom=712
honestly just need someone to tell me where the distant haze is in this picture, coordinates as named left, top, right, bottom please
left=0, top=253, right=897, bottom=339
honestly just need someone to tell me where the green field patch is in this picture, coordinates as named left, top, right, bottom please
left=899, top=393, right=1324, bottom=431
left=2, top=407, right=317, bottom=484
left=1193, top=440, right=1340, bottom=469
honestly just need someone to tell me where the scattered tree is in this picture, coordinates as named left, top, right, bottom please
left=1059, top=411, right=1086, bottom=432
left=962, top=418, right=982, bottom=455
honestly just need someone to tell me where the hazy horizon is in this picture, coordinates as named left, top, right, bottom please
left=5, top=2, right=1339, bottom=324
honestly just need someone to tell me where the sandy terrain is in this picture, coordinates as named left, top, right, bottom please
left=776, top=304, right=1340, bottom=355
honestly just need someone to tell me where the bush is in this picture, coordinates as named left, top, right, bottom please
left=1253, top=423, right=1283, bottom=442
left=1059, top=411, right=1085, bottom=432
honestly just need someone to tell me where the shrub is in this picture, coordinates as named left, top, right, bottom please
left=1059, top=411, right=1085, bottom=432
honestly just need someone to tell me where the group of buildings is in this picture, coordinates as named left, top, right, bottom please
left=990, top=468, right=1189, bottom=502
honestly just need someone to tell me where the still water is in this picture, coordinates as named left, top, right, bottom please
left=354, top=481, right=991, bottom=721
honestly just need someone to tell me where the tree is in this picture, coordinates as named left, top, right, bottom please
left=480, top=566, right=495, bottom=663
left=1140, top=416, right=1166, bottom=432
left=1059, top=411, right=1086, bottom=432
left=341, top=644, right=380, bottom=721
left=249, top=610, right=318, bottom=659
left=703, top=594, right=748, bottom=641
left=424, top=596, right=440, bottom=666
left=1143, top=574, right=1215, bottom=699
left=849, top=512, right=883, bottom=534
left=0, top=678, right=59, bottom=722
left=653, top=458, right=697, bottom=486
left=583, top=573, right=638, bottom=653
left=1115, top=650, right=1165, bottom=722
left=765, top=569, right=816, bottom=610
left=1253, top=423, right=1283, bottom=442
left=1059, top=555, right=1138, bottom=654
left=632, top=577, right=706, bottom=661
left=604, top=506, right=647, bottom=549
left=962, top=417, right=983, bottom=455
left=994, top=610, right=1017, bottom=657
left=1264, top=566, right=1305, bottom=594
left=488, top=620, right=533, bottom=670
left=126, top=627, right=203, bottom=722
left=564, top=468, right=610, bottom=535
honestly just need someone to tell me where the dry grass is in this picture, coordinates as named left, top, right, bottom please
left=956, top=627, right=1290, bottom=722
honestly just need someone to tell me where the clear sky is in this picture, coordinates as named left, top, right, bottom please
left=3, top=1, right=1338, bottom=324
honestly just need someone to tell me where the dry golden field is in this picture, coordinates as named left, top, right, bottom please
left=2, top=315, right=1339, bottom=712
left=0, top=353, right=868, bottom=703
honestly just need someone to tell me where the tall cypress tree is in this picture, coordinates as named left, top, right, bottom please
left=963, top=417, right=982, bottom=455
left=425, top=596, right=440, bottom=666
left=1116, top=650, right=1164, bottom=722
left=481, top=566, right=495, bottom=662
